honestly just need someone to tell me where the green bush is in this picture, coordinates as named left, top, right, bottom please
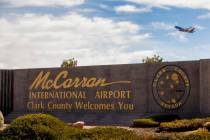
left=0, top=114, right=139, bottom=140
left=133, top=114, right=180, bottom=127
left=159, top=118, right=210, bottom=132
left=61, top=127, right=139, bottom=140
left=59, top=126, right=81, bottom=140
left=182, top=130, right=210, bottom=140
left=133, top=118, right=159, bottom=127
left=147, top=130, right=210, bottom=140
left=1, top=113, right=66, bottom=140
left=150, top=114, right=180, bottom=123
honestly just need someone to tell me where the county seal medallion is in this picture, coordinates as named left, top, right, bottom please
left=152, top=65, right=190, bottom=109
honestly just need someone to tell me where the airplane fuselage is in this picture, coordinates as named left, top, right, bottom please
left=175, top=26, right=195, bottom=33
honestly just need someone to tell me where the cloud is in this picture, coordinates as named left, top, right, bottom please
left=114, top=4, right=151, bottom=13
left=198, top=12, right=210, bottom=19
left=193, top=24, right=204, bottom=30
left=0, top=62, right=6, bottom=68
left=0, top=13, right=153, bottom=68
left=151, top=22, right=174, bottom=30
left=126, top=0, right=210, bottom=10
left=150, top=22, right=205, bottom=42
left=72, top=8, right=97, bottom=13
left=99, top=4, right=110, bottom=10
left=1, top=0, right=85, bottom=7
left=151, top=22, right=204, bottom=31
left=168, top=31, right=188, bottom=42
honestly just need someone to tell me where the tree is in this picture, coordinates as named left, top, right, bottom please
left=142, top=55, right=163, bottom=64
left=61, top=58, right=77, bottom=68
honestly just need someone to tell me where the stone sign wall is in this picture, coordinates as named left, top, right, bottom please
left=1, top=59, right=210, bottom=125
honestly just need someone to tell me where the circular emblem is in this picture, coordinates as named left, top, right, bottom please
left=152, top=65, right=190, bottom=109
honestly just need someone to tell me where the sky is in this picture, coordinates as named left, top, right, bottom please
left=0, top=0, right=210, bottom=68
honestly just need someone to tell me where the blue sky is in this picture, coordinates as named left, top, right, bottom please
left=0, top=0, right=210, bottom=68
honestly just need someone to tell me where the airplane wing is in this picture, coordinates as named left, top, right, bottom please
left=174, top=26, right=183, bottom=30
left=186, top=27, right=192, bottom=30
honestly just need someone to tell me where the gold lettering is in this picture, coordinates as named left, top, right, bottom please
left=29, top=71, right=50, bottom=89
left=75, top=101, right=115, bottom=110
left=30, top=70, right=131, bottom=90
left=29, top=91, right=86, bottom=99
left=86, top=78, right=97, bottom=87
left=27, top=101, right=45, bottom=110
left=47, top=102, right=72, bottom=110
left=54, top=71, right=68, bottom=89
left=118, top=102, right=134, bottom=110
left=95, top=90, right=132, bottom=99
left=45, top=80, right=53, bottom=89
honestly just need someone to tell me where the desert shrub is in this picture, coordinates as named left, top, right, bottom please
left=204, top=122, right=210, bottom=131
left=1, top=113, right=66, bottom=140
left=150, top=114, right=180, bottom=123
left=133, top=118, right=159, bottom=127
left=59, top=126, right=82, bottom=140
left=159, top=118, right=210, bottom=132
left=142, top=129, right=210, bottom=140
left=151, top=134, right=182, bottom=140
left=149, top=131, right=210, bottom=140
left=133, top=114, right=180, bottom=127
left=61, top=127, right=139, bottom=140
left=182, top=130, right=210, bottom=140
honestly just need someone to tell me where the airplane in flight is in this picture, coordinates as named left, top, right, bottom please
left=174, top=26, right=196, bottom=33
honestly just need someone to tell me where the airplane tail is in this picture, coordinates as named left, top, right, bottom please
left=191, top=28, right=195, bottom=32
